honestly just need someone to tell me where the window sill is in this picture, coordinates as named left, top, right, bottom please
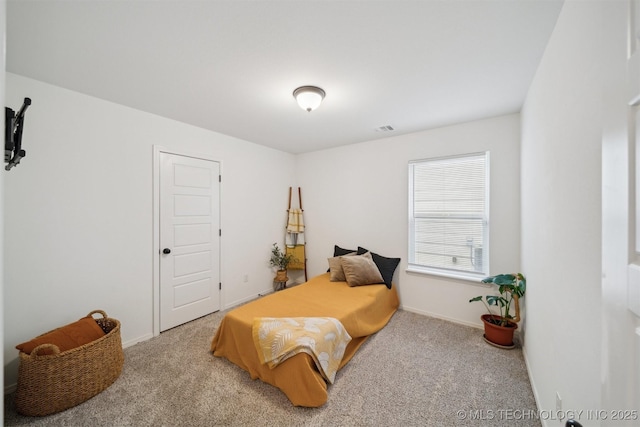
left=406, top=266, right=489, bottom=285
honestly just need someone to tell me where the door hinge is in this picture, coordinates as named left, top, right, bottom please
left=219, top=229, right=221, bottom=236
left=219, top=282, right=222, bottom=290
left=219, top=174, right=221, bottom=183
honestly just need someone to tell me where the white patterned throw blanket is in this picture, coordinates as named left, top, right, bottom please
left=252, top=317, right=352, bottom=384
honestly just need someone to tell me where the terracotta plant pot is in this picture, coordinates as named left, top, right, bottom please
left=481, top=314, right=517, bottom=347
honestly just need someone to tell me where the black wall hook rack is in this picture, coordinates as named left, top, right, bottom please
left=5, top=97, right=31, bottom=171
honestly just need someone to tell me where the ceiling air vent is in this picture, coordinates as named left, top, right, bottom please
left=375, top=125, right=395, bottom=132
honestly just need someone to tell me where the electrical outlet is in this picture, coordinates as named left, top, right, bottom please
left=243, top=274, right=248, bottom=283
left=556, top=391, right=562, bottom=411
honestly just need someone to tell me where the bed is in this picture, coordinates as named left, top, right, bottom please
left=210, top=269, right=400, bottom=407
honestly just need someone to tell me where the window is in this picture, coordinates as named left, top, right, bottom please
left=408, top=152, right=489, bottom=280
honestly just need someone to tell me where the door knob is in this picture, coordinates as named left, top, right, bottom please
left=163, top=248, right=171, bottom=254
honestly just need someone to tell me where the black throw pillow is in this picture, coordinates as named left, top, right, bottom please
left=357, top=247, right=400, bottom=289
left=334, top=245, right=357, bottom=257
left=327, top=245, right=358, bottom=272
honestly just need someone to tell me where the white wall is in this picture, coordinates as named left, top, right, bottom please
left=521, top=0, right=604, bottom=422
left=3, top=73, right=295, bottom=389
left=601, top=0, right=640, bottom=422
left=1, top=0, right=6, bottom=419
left=296, top=113, right=521, bottom=327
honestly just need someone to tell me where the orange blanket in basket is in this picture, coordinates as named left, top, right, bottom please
left=210, top=273, right=399, bottom=407
left=16, top=317, right=106, bottom=355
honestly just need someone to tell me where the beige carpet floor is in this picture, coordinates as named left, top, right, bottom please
left=4, top=308, right=540, bottom=426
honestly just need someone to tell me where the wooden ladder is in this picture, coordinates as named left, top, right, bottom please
left=286, top=186, right=308, bottom=282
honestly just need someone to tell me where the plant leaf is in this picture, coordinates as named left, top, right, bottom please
left=486, top=295, right=499, bottom=306
left=486, top=295, right=508, bottom=307
left=492, top=274, right=516, bottom=285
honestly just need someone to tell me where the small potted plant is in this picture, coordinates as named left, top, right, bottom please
left=269, top=243, right=296, bottom=288
left=469, top=273, right=526, bottom=348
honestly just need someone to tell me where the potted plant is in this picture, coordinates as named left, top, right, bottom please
left=469, top=273, right=526, bottom=348
left=269, top=243, right=296, bottom=286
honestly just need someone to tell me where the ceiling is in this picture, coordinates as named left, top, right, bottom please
left=6, top=1, right=563, bottom=154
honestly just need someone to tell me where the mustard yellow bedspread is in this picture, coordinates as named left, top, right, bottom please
left=210, top=273, right=399, bottom=407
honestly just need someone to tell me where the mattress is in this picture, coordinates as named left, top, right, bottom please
left=210, top=272, right=399, bottom=407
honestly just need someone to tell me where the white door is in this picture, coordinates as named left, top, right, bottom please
left=159, top=152, right=220, bottom=331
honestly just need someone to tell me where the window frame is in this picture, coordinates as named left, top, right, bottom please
left=407, top=151, right=490, bottom=282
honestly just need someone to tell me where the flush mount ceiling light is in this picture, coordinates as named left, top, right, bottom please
left=293, top=86, right=325, bottom=112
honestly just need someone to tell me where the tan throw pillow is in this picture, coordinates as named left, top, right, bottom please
left=340, top=252, right=384, bottom=287
left=328, top=252, right=357, bottom=281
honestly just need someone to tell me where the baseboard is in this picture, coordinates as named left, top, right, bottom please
left=122, top=333, right=154, bottom=349
left=224, top=290, right=271, bottom=311
left=522, top=344, right=548, bottom=427
left=399, top=304, right=484, bottom=330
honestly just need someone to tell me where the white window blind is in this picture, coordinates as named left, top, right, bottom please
left=408, top=152, right=489, bottom=278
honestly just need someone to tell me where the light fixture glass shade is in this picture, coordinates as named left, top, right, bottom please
left=293, top=86, right=325, bottom=112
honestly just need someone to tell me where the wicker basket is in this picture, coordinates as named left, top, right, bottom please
left=15, top=310, right=124, bottom=416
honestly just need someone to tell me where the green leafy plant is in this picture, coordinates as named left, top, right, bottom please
left=269, top=243, right=296, bottom=270
left=469, top=273, right=526, bottom=327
